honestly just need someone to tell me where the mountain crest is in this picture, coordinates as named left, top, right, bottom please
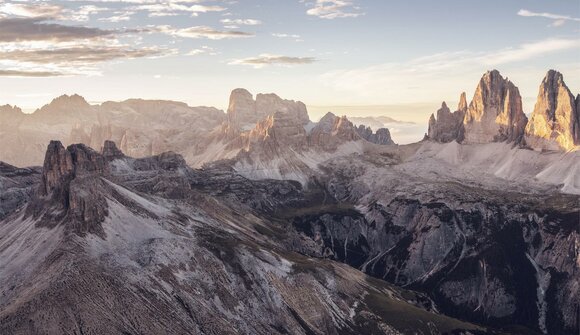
left=463, top=69, right=527, bottom=144
left=428, top=95, right=465, bottom=143
left=524, top=70, right=579, bottom=151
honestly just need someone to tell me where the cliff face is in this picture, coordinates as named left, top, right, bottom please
left=463, top=70, right=528, bottom=144
left=426, top=69, right=580, bottom=152
left=524, top=70, right=580, bottom=151
left=227, top=88, right=309, bottom=129
left=427, top=94, right=467, bottom=143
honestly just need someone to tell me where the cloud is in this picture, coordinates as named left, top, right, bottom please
left=0, top=3, right=109, bottom=22
left=99, top=11, right=135, bottom=22
left=186, top=45, right=217, bottom=56
left=220, top=18, right=261, bottom=26
left=0, top=46, right=166, bottom=64
left=320, top=37, right=580, bottom=104
left=156, top=25, right=254, bottom=40
left=0, top=18, right=114, bottom=42
left=0, top=3, right=63, bottom=18
left=305, top=0, right=363, bottom=19
left=0, top=69, right=65, bottom=77
left=271, top=33, right=303, bottom=42
left=130, top=3, right=226, bottom=17
left=517, top=9, right=580, bottom=26
left=484, top=38, right=580, bottom=65
left=230, top=54, right=317, bottom=68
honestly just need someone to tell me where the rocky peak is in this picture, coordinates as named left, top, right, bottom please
left=355, top=125, right=395, bottom=145
left=40, top=141, right=107, bottom=196
left=255, top=93, right=309, bottom=126
left=0, top=104, right=25, bottom=128
left=246, top=110, right=309, bottom=152
left=458, top=92, right=468, bottom=112
left=463, top=70, right=527, bottom=144
left=43, top=94, right=90, bottom=111
left=41, top=141, right=74, bottom=196
left=309, top=113, right=361, bottom=150
left=37, top=141, right=109, bottom=236
left=226, top=88, right=310, bottom=129
left=227, top=88, right=256, bottom=125
left=524, top=70, right=579, bottom=151
left=101, top=140, right=125, bottom=160
left=50, top=94, right=89, bottom=107
left=428, top=97, right=465, bottom=143
left=34, top=94, right=95, bottom=125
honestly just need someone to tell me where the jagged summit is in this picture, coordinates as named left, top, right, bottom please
left=525, top=70, right=580, bottom=151
left=426, top=69, right=579, bottom=152
left=356, top=125, right=395, bottom=145
left=101, top=140, right=125, bottom=160
left=457, top=92, right=468, bottom=112
left=41, top=94, right=91, bottom=111
left=227, top=88, right=309, bottom=127
left=463, top=70, right=527, bottom=144
left=428, top=95, right=465, bottom=143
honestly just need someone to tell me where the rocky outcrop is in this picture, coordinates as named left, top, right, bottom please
left=37, top=141, right=109, bottom=235
left=463, top=70, right=528, bottom=144
left=356, top=125, right=395, bottom=145
left=101, top=140, right=125, bottom=160
left=227, top=89, right=309, bottom=128
left=246, top=111, right=309, bottom=153
left=40, top=141, right=74, bottom=196
left=427, top=94, right=467, bottom=143
left=309, top=112, right=361, bottom=150
left=525, top=70, right=580, bottom=151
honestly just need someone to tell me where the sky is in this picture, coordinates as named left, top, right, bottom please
left=0, top=0, right=578, bottom=130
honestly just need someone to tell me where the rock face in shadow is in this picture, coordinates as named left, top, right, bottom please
left=281, top=164, right=579, bottom=335
left=0, top=141, right=491, bottom=335
left=0, top=162, right=41, bottom=220
left=35, top=141, right=109, bottom=236
left=356, top=125, right=395, bottom=145
left=463, top=70, right=528, bottom=144
left=428, top=93, right=467, bottom=143
left=525, top=70, right=580, bottom=151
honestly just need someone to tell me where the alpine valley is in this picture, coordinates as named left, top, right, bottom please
left=1, top=70, right=578, bottom=335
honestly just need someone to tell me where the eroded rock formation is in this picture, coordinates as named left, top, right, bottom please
left=524, top=70, right=580, bottom=151
left=427, top=94, right=467, bottom=143
left=463, top=70, right=527, bottom=144
left=356, top=125, right=395, bottom=145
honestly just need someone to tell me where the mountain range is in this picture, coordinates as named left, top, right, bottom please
left=0, top=70, right=578, bottom=335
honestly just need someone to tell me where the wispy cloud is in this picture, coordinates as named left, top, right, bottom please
left=0, top=69, right=65, bottom=77
left=320, top=37, right=580, bottom=103
left=272, top=33, right=303, bottom=42
left=0, top=16, right=171, bottom=77
left=0, top=3, right=109, bottom=22
left=155, top=25, right=254, bottom=40
left=305, top=0, right=363, bottom=19
left=0, top=18, right=114, bottom=42
left=186, top=45, right=217, bottom=56
left=230, top=54, right=317, bottom=68
left=0, top=3, right=64, bottom=19
left=130, top=3, right=226, bottom=17
left=99, top=11, right=135, bottom=22
left=518, top=9, right=580, bottom=27
left=220, top=18, right=261, bottom=26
